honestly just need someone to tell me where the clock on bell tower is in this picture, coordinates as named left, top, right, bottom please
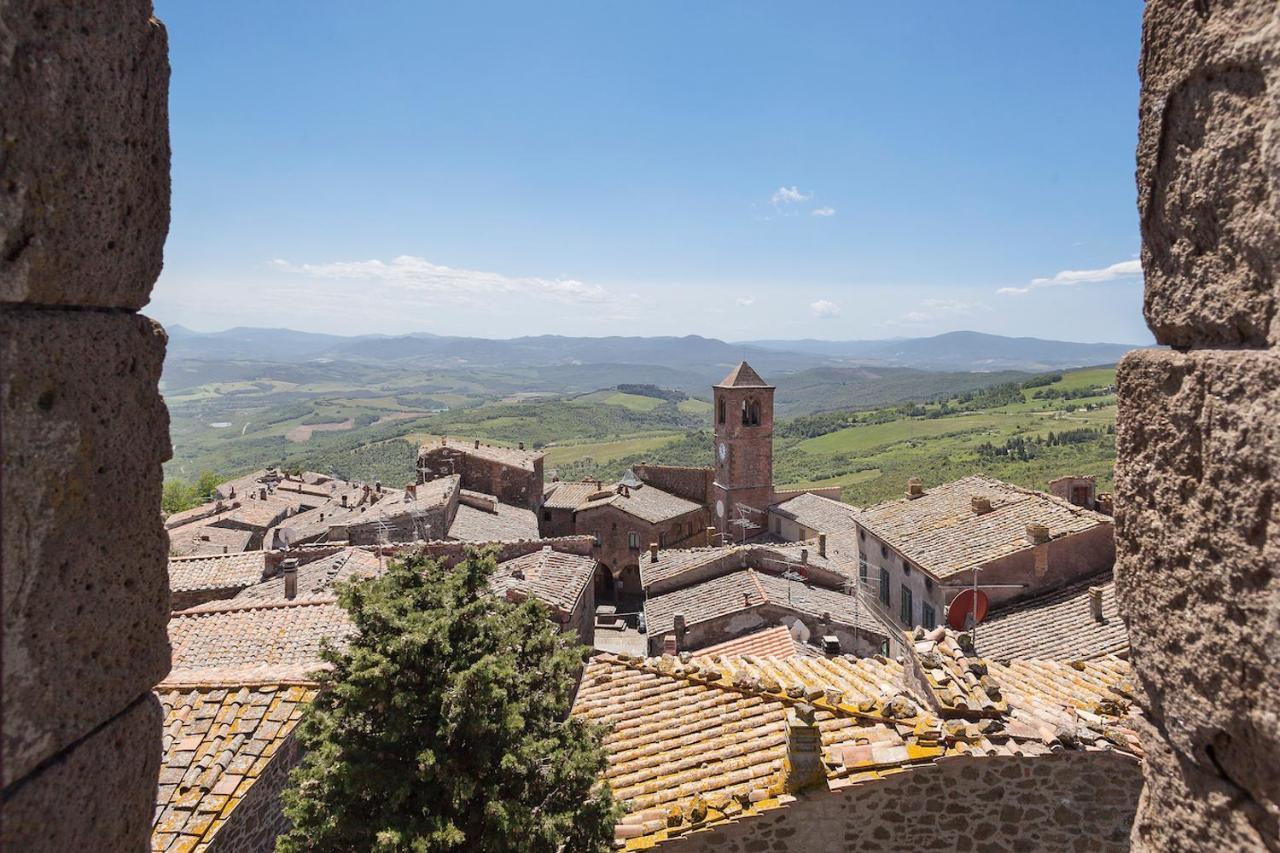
left=711, top=361, right=774, bottom=542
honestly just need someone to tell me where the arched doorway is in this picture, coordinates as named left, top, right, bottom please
left=593, top=563, right=616, bottom=604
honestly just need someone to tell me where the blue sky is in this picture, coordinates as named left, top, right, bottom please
left=151, top=1, right=1149, bottom=343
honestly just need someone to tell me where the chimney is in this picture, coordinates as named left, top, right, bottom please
left=1088, top=586, right=1105, bottom=622
left=282, top=558, right=299, bottom=600
left=259, top=487, right=268, bottom=500
left=229, top=486, right=236, bottom=499
left=971, top=495, right=993, bottom=514
left=375, top=481, right=382, bottom=493
left=341, top=494, right=348, bottom=507
left=405, top=483, right=416, bottom=500
left=662, top=634, right=678, bottom=656
left=818, top=532, right=827, bottom=558
left=474, top=438, right=480, bottom=449
left=518, top=441, right=525, bottom=450
left=319, top=512, right=324, bottom=521
left=1025, top=523, right=1051, bottom=545
left=906, top=477, right=925, bottom=499
left=780, top=705, right=825, bottom=793
left=800, top=548, right=809, bottom=565
left=222, top=544, right=228, bottom=554
left=673, top=613, right=687, bottom=646
left=649, top=543, right=659, bottom=563
left=706, top=526, right=716, bottom=547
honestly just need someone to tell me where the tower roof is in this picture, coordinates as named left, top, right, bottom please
left=716, top=361, right=772, bottom=388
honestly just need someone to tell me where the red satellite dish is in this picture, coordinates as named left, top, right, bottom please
left=947, top=589, right=990, bottom=630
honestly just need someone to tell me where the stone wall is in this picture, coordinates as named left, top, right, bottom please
left=633, top=464, right=715, bottom=507
left=661, top=752, right=1141, bottom=852
left=1, top=2, right=172, bottom=849
left=1117, top=2, right=1280, bottom=849
left=417, top=445, right=544, bottom=510
left=205, top=735, right=302, bottom=853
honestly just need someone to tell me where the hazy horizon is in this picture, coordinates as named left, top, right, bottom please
left=151, top=2, right=1149, bottom=344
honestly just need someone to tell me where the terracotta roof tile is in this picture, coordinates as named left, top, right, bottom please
left=855, top=475, right=1111, bottom=580
left=168, top=552, right=268, bottom=594
left=975, top=573, right=1127, bottom=662
left=152, top=683, right=316, bottom=851
left=168, top=599, right=351, bottom=683
left=448, top=501, right=540, bottom=542
left=578, top=481, right=702, bottom=525
left=693, top=626, right=819, bottom=660
left=231, top=548, right=384, bottom=605
left=542, top=481, right=604, bottom=511
left=420, top=440, right=544, bottom=471
left=167, top=524, right=255, bottom=558
left=769, top=493, right=861, bottom=533
left=574, top=651, right=1140, bottom=847
left=716, top=361, right=772, bottom=388
left=490, top=548, right=596, bottom=613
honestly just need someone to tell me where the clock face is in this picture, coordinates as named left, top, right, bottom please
left=717, top=442, right=727, bottom=462
left=715, top=499, right=725, bottom=518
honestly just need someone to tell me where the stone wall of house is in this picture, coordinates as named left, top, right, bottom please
left=0, top=1, right=172, bottom=848
left=661, top=752, right=1142, bottom=852
left=658, top=603, right=885, bottom=658
left=417, top=444, right=544, bottom=510
left=576, top=503, right=708, bottom=594
left=972, top=523, right=1116, bottom=609
left=1116, top=2, right=1280, bottom=849
left=205, top=736, right=302, bottom=853
left=633, top=464, right=715, bottom=507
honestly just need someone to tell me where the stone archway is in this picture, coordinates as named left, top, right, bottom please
left=593, top=562, right=617, bottom=604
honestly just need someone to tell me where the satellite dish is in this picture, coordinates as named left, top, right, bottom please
left=277, top=527, right=300, bottom=549
left=789, top=619, right=811, bottom=644
left=947, top=589, right=989, bottom=630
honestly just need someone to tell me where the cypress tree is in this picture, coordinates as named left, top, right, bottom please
left=277, top=549, right=619, bottom=852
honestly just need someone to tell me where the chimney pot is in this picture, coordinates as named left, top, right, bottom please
left=282, top=558, right=299, bottom=600
left=649, top=542, right=659, bottom=563
left=1088, top=586, right=1104, bottom=622
left=906, top=478, right=924, bottom=499
left=818, top=532, right=827, bottom=557
left=1025, top=522, right=1051, bottom=544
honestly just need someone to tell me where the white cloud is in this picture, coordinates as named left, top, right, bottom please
left=885, top=297, right=988, bottom=327
left=811, top=207, right=836, bottom=217
left=736, top=296, right=756, bottom=307
left=771, top=186, right=812, bottom=206
left=999, top=259, right=1142, bottom=296
left=270, top=255, right=609, bottom=305
left=810, top=299, right=841, bottom=319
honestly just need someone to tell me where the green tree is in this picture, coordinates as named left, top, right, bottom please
left=161, top=479, right=198, bottom=515
left=195, top=470, right=222, bottom=503
left=277, top=550, right=619, bottom=853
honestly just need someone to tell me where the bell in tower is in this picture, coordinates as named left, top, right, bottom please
left=711, top=361, right=775, bottom=542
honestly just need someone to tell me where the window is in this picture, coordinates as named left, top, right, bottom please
left=542, top=510, right=551, bottom=521
left=859, top=563, right=868, bottom=586
left=922, top=602, right=937, bottom=630
left=924, top=576, right=933, bottom=592
left=858, top=529, right=865, bottom=541
left=718, top=396, right=726, bottom=424
left=900, top=585, right=913, bottom=626
left=903, top=563, right=912, bottom=577
left=879, top=568, right=890, bottom=606
left=628, top=532, right=640, bottom=550
left=880, top=545, right=888, bottom=559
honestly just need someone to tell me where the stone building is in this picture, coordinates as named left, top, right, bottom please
left=490, top=547, right=598, bottom=645
left=573, top=630, right=1144, bottom=850
left=167, top=551, right=272, bottom=611
left=711, top=362, right=776, bottom=542
left=974, top=572, right=1125, bottom=663
left=417, top=437, right=545, bottom=511
left=767, top=492, right=861, bottom=542
left=853, top=475, right=1115, bottom=630
left=345, top=476, right=460, bottom=545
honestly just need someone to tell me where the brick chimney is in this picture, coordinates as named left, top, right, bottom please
left=971, top=495, right=993, bottom=514
left=706, top=526, right=716, bottom=547
left=673, top=613, right=687, bottom=647
left=662, top=634, right=678, bottom=656
left=800, top=548, right=809, bottom=564
left=649, top=542, right=659, bottom=563
left=405, top=483, right=417, bottom=500
left=474, top=438, right=480, bottom=449
left=259, top=486, right=268, bottom=501
left=282, top=558, right=299, bottom=600
left=818, top=532, right=827, bottom=558
left=518, top=441, right=525, bottom=450
left=1089, top=586, right=1105, bottom=622
left=1025, top=523, right=1051, bottom=545
left=906, top=477, right=925, bottom=499
left=341, top=494, right=348, bottom=507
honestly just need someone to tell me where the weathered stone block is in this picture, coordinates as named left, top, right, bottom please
left=1136, top=0, right=1280, bottom=348
left=0, top=694, right=162, bottom=851
left=1114, top=347, right=1280, bottom=846
left=0, top=1, right=170, bottom=308
left=1, top=309, right=172, bottom=785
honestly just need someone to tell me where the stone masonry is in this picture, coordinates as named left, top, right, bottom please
left=659, top=752, right=1142, bottom=853
left=1118, top=1, right=1280, bottom=849
left=1, top=1, right=172, bottom=849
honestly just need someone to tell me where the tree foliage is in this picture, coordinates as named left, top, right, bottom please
left=277, top=550, right=620, bottom=852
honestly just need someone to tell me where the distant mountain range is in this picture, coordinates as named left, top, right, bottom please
left=166, top=326, right=1145, bottom=376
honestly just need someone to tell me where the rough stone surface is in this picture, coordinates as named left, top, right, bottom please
left=0, top=694, right=162, bottom=851
left=1115, top=348, right=1280, bottom=848
left=1, top=309, right=172, bottom=785
left=0, top=0, right=170, bottom=308
left=661, top=752, right=1142, bottom=852
left=1136, top=0, right=1280, bottom=348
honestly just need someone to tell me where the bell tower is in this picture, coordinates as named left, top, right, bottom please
left=712, top=361, right=774, bottom=542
